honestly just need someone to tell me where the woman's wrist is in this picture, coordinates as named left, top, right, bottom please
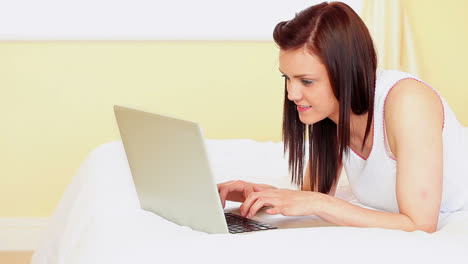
left=307, top=191, right=328, bottom=216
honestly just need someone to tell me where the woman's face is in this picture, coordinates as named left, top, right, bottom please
left=279, top=47, right=339, bottom=125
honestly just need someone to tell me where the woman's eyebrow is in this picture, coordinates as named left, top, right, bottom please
left=278, top=68, right=313, bottom=78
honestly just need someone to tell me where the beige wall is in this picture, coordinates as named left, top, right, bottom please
left=403, top=0, right=468, bottom=124
left=0, top=41, right=283, bottom=217
left=1, top=1, right=468, bottom=217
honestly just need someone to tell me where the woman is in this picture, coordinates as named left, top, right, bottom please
left=217, top=1, right=468, bottom=233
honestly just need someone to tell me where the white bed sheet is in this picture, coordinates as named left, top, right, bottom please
left=32, top=140, right=468, bottom=264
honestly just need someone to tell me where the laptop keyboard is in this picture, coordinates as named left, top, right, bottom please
left=224, top=212, right=277, bottom=234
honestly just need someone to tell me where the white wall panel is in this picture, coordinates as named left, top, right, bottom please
left=0, top=0, right=363, bottom=40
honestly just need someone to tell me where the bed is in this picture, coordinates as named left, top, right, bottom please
left=31, top=139, right=468, bottom=264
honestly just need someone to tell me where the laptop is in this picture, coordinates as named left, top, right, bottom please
left=114, top=105, right=333, bottom=234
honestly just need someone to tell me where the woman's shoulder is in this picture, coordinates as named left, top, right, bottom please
left=378, top=68, right=439, bottom=109
left=386, top=78, right=440, bottom=108
left=374, top=69, right=444, bottom=132
left=384, top=76, right=444, bottom=148
left=375, top=69, right=431, bottom=103
left=376, top=69, right=422, bottom=89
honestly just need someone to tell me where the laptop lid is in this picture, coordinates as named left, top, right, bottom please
left=114, top=105, right=229, bottom=234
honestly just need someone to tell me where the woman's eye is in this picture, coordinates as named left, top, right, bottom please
left=302, top=79, right=313, bottom=85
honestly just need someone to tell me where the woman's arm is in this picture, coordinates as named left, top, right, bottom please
left=313, top=192, right=434, bottom=232
left=315, top=79, right=443, bottom=233
left=242, top=79, right=443, bottom=233
left=384, top=79, right=443, bottom=231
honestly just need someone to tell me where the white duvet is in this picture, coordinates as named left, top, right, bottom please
left=32, top=140, right=468, bottom=264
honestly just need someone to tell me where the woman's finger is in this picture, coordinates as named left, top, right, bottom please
left=218, top=182, right=238, bottom=208
left=246, top=198, right=273, bottom=218
left=253, top=185, right=265, bottom=192
left=219, top=188, right=229, bottom=208
left=217, top=180, right=235, bottom=192
left=219, top=181, right=250, bottom=207
left=240, top=191, right=260, bottom=217
left=243, top=185, right=254, bottom=200
left=266, top=207, right=281, bottom=215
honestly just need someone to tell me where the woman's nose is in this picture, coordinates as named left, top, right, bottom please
left=287, top=83, right=302, bottom=101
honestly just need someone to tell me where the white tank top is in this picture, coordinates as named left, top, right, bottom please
left=343, top=69, right=468, bottom=213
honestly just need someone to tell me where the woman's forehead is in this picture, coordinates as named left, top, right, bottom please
left=279, top=48, right=325, bottom=74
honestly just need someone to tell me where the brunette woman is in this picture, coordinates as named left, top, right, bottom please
left=217, top=1, right=468, bottom=233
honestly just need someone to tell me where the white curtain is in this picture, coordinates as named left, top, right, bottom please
left=361, top=0, right=420, bottom=76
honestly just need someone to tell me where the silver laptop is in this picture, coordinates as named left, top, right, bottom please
left=114, top=105, right=333, bottom=234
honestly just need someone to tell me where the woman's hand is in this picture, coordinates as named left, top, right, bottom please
left=240, top=187, right=321, bottom=218
left=217, top=180, right=277, bottom=208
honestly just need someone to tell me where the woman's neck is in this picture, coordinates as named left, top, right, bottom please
left=349, top=112, right=374, bottom=153
left=329, top=111, right=373, bottom=149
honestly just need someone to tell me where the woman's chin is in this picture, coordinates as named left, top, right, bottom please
left=298, top=115, right=314, bottom=125
left=298, top=113, right=323, bottom=125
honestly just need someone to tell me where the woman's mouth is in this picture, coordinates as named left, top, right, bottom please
left=297, top=105, right=311, bottom=112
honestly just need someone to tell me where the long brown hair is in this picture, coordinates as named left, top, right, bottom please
left=273, top=2, right=377, bottom=193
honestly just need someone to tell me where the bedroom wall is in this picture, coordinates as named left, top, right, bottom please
left=402, top=0, right=468, bottom=123
left=0, top=41, right=284, bottom=217
left=0, top=0, right=468, bottom=219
